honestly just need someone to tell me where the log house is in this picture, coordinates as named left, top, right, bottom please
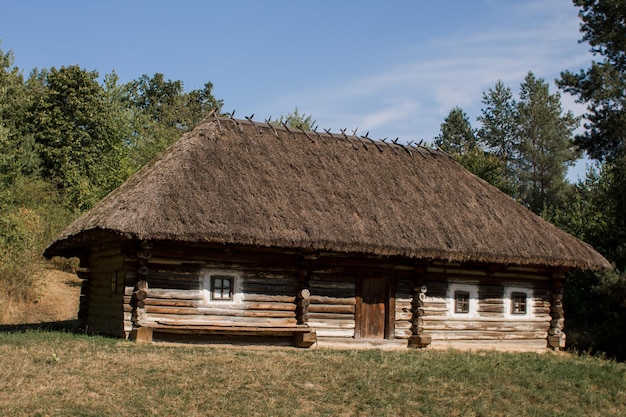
left=44, top=117, right=610, bottom=350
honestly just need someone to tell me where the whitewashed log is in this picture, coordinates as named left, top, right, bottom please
left=422, top=320, right=549, bottom=332
left=144, top=315, right=297, bottom=326
left=308, top=312, right=355, bottom=320
left=395, top=328, right=413, bottom=339
left=146, top=289, right=204, bottom=300
left=428, top=330, right=548, bottom=340
left=242, top=294, right=296, bottom=303
left=394, top=311, right=413, bottom=321
left=313, top=328, right=355, bottom=337
left=307, top=320, right=355, bottom=329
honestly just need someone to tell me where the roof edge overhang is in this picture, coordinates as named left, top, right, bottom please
left=44, top=228, right=611, bottom=272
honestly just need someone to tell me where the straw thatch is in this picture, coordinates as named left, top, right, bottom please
left=45, top=117, right=609, bottom=270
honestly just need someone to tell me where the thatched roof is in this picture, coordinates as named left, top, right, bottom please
left=45, top=117, right=610, bottom=270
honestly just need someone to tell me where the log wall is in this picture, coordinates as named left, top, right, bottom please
left=394, top=277, right=414, bottom=340
left=122, top=242, right=303, bottom=335
left=420, top=264, right=554, bottom=350
left=307, top=273, right=356, bottom=338
left=75, top=239, right=562, bottom=350
left=80, top=246, right=126, bottom=337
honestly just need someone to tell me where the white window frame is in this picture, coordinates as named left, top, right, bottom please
left=503, top=286, right=533, bottom=319
left=448, top=283, right=479, bottom=318
left=201, top=269, right=242, bottom=305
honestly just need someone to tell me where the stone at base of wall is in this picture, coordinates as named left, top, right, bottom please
left=130, top=327, right=153, bottom=343
left=294, top=330, right=317, bottom=348
left=408, top=334, right=432, bottom=348
left=548, top=333, right=566, bottom=350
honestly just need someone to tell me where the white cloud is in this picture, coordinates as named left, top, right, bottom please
left=262, top=0, right=592, bottom=146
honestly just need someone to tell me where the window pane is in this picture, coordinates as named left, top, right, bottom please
left=512, top=292, right=527, bottom=314
left=455, top=291, right=470, bottom=313
left=211, top=276, right=233, bottom=300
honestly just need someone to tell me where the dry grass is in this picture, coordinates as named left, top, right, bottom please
left=0, top=331, right=624, bottom=417
left=0, top=268, right=81, bottom=324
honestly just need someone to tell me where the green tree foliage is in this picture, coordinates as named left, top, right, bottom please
left=27, top=66, right=129, bottom=210
left=434, top=106, right=477, bottom=154
left=0, top=42, right=224, bottom=306
left=516, top=72, right=579, bottom=213
left=558, top=0, right=626, bottom=269
left=124, top=73, right=223, bottom=168
left=438, top=76, right=577, bottom=209
left=554, top=0, right=626, bottom=359
left=0, top=46, right=38, bottom=183
left=435, top=107, right=511, bottom=193
left=477, top=81, right=519, bottom=189
left=271, top=107, right=316, bottom=131
left=558, top=0, right=626, bottom=163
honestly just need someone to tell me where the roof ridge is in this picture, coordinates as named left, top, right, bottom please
left=206, top=114, right=440, bottom=157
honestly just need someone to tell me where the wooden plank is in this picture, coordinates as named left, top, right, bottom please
left=242, top=283, right=299, bottom=294
left=308, top=312, right=355, bottom=320
left=144, top=305, right=295, bottom=318
left=422, top=320, right=550, bottom=332
left=308, top=295, right=356, bottom=305
left=308, top=280, right=355, bottom=290
left=478, top=305, right=504, bottom=313
left=394, top=321, right=412, bottom=329
left=242, top=294, right=296, bottom=303
left=313, top=328, right=355, bottom=337
left=143, top=315, right=297, bottom=326
left=242, top=275, right=298, bottom=285
left=144, top=299, right=297, bottom=311
left=146, top=289, right=204, bottom=300
left=307, top=320, right=355, bottom=329
left=308, top=304, right=355, bottom=314
left=428, top=330, right=548, bottom=340
left=395, top=328, right=412, bottom=339
left=394, top=311, right=412, bottom=321
left=386, top=278, right=396, bottom=340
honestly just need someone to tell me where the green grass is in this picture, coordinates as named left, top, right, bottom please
left=0, top=331, right=625, bottom=417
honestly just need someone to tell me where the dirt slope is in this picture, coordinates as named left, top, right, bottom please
left=1, top=268, right=81, bottom=325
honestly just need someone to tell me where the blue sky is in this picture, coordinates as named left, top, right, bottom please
left=1, top=0, right=593, bottom=179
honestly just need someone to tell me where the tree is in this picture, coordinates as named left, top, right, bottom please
left=124, top=73, right=223, bottom=169
left=434, top=106, right=477, bottom=154
left=555, top=0, right=626, bottom=359
left=28, top=65, right=129, bottom=210
left=558, top=0, right=626, bottom=163
left=477, top=80, right=518, bottom=188
left=435, top=107, right=510, bottom=193
left=0, top=45, right=38, bottom=183
left=558, top=0, right=626, bottom=270
left=515, top=72, right=579, bottom=213
left=271, top=107, right=316, bottom=131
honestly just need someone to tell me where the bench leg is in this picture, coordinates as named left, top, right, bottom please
left=294, top=330, right=317, bottom=348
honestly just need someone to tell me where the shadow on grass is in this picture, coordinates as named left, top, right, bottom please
left=0, top=319, right=82, bottom=334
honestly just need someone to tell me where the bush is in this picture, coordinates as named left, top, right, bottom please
left=0, top=176, right=75, bottom=307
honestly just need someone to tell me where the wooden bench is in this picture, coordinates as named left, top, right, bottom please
left=130, top=323, right=317, bottom=348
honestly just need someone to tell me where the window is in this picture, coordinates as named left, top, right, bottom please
left=201, top=270, right=241, bottom=305
left=511, top=292, right=527, bottom=315
left=504, top=287, right=533, bottom=319
left=448, top=283, right=478, bottom=317
left=211, top=275, right=233, bottom=301
left=455, top=291, right=470, bottom=313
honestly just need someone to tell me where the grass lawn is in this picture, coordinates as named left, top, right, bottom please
left=0, top=331, right=624, bottom=417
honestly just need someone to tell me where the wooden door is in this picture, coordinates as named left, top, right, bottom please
left=356, top=276, right=389, bottom=339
